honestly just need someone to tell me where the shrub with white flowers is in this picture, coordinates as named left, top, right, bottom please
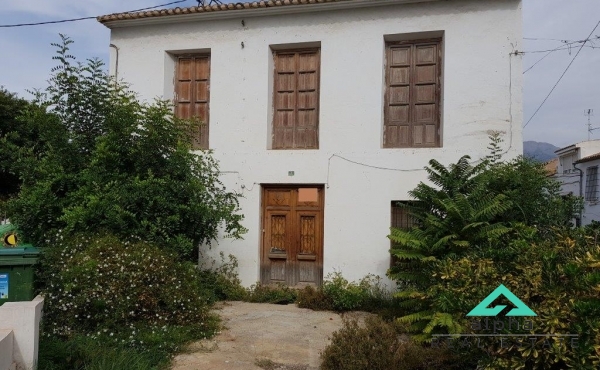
left=39, top=232, right=218, bottom=344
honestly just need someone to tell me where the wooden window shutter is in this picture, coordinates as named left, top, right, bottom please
left=175, top=55, right=210, bottom=150
left=273, top=49, right=320, bottom=149
left=384, top=39, right=441, bottom=148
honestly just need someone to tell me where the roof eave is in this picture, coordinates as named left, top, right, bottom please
left=98, top=0, right=442, bottom=29
left=555, top=144, right=578, bottom=156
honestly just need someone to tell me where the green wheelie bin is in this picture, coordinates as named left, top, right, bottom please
left=0, top=224, right=40, bottom=306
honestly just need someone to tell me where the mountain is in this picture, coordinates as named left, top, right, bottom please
left=523, top=141, right=559, bottom=163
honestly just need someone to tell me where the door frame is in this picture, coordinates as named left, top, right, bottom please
left=259, top=184, right=325, bottom=286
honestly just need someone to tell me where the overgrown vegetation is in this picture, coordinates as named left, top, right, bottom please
left=4, top=35, right=245, bottom=261
left=198, top=253, right=248, bottom=303
left=0, top=87, right=35, bottom=203
left=37, top=232, right=221, bottom=369
left=320, top=316, right=471, bottom=370
left=381, top=133, right=599, bottom=369
left=297, top=272, right=399, bottom=317
left=1, top=35, right=248, bottom=369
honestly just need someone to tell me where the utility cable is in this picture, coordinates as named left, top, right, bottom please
left=0, top=0, right=187, bottom=28
left=524, top=20, right=600, bottom=128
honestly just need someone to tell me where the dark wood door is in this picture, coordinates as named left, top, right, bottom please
left=261, top=186, right=324, bottom=287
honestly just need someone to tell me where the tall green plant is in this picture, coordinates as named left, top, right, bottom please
left=5, top=35, right=246, bottom=260
left=0, top=87, right=35, bottom=202
left=389, top=155, right=512, bottom=340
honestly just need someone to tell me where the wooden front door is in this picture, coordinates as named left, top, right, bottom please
left=261, top=186, right=324, bottom=287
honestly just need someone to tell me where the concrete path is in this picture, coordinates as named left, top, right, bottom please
left=171, top=301, right=352, bottom=370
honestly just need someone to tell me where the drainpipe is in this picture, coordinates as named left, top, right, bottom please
left=573, top=163, right=584, bottom=227
left=109, top=44, right=119, bottom=82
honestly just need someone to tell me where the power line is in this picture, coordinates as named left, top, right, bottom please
left=520, top=44, right=599, bottom=54
left=522, top=36, right=600, bottom=74
left=524, top=37, right=572, bottom=42
left=523, top=49, right=556, bottom=74
left=0, top=0, right=187, bottom=28
left=523, top=20, right=600, bottom=129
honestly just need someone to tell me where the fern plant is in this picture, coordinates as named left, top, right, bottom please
left=389, top=155, right=513, bottom=340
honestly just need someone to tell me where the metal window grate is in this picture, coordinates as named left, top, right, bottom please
left=390, top=201, right=417, bottom=268
left=585, top=166, right=599, bottom=201
left=391, top=202, right=417, bottom=230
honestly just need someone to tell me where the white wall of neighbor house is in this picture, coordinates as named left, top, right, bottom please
left=556, top=141, right=600, bottom=197
left=574, top=159, right=600, bottom=226
left=107, top=0, right=523, bottom=287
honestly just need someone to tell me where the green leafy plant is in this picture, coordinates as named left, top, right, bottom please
left=198, top=252, right=248, bottom=302
left=5, top=35, right=246, bottom=261
left=296, top=273, right=397, bottom=315
left=0, top=87, right=36, bottom=201
left=320, top=315, right=469, bottom=370
left=296, top=285, right=334, bottom=311
left=246, top=283, right=298, bottom=304
left=35, top=234, right=216, bottom=357
left=387, top=135, right=598, bottom=367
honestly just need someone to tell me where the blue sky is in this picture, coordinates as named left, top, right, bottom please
left=1, top=0, right=599, bottom=147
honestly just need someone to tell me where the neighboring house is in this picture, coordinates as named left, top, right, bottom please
left=554, top=140, right=600, bottom=226
left=574, top=153, right=600, bottom=226
left=97, top=0, right=523, bottom=287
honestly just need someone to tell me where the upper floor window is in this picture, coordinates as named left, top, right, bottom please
left=384, top=39, right=442, bottom=148
left=585, top=166, right=598, bottom=201
left=174, top=55, right=210, bottom=150
left=272, top=49, right=320, bottom=149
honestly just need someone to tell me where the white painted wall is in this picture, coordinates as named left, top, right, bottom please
left=106, top=0, right=523, bottom=287
left=0, top=330, right=15, bottom=370
left=556, top=140, right=600, bottom=198
left=568, top=158, right=600, bottom=226
left=0, top=296, right=44, bottom=370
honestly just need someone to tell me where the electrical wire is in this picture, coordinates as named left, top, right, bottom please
left=523, top=20, right=600, bottom=129
left=0, top=0, right=187, bottom=28
left=524, top=37, right=571, bottom=42
left=523, top=49, right=557, bottom=74
left=520, top=44, right=599, bottom=54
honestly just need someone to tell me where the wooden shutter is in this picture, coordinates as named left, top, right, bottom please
left=175, top=55, right=210, bottom=150
left=384, top=39, right=441, bottom=148
left=273, top=49, right=320, bottom=149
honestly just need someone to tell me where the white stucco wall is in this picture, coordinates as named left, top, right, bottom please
left=571, top=158, right=600, bottom=226
left=105, top=0, right=523, bottom=287
left=0, top=296, right=44, bottom=370
left=556, top=140, right=600, bottom=198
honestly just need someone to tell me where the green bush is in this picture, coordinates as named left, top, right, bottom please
left=39, top=335, right=162, bottom=370
left=198, top=252, right=248, bottom=302
left=320, top=315, right=468, bottom=370
left=246, top=283, right=297, bottom=304
left=5, top=35, right=245, bottom=261
left=388, top=144, right=600, bottom=367
left=38, top=233, right=219, bottom=349
left=296, top=285, right=334, bottom=311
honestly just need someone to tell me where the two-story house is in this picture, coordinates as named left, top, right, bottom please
left=97, top=0, right=523, bottom=287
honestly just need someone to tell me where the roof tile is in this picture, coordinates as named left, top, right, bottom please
left=97, top=0, right=350, bottom=23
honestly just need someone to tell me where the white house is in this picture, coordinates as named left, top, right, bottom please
left=553, top=140, right=600, bottom=226
left=98, top=0, right=523, bottom=287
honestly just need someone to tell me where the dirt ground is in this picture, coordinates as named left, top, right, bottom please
left=171, top=301, right=359, bottom=370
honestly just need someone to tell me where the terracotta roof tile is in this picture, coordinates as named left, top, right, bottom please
left=575, top=152, right=600, bottom=164
left=97, top=0, right=351, bottom=24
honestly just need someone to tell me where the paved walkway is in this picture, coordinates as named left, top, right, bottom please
left=171, top=301, right=351, bottom=370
